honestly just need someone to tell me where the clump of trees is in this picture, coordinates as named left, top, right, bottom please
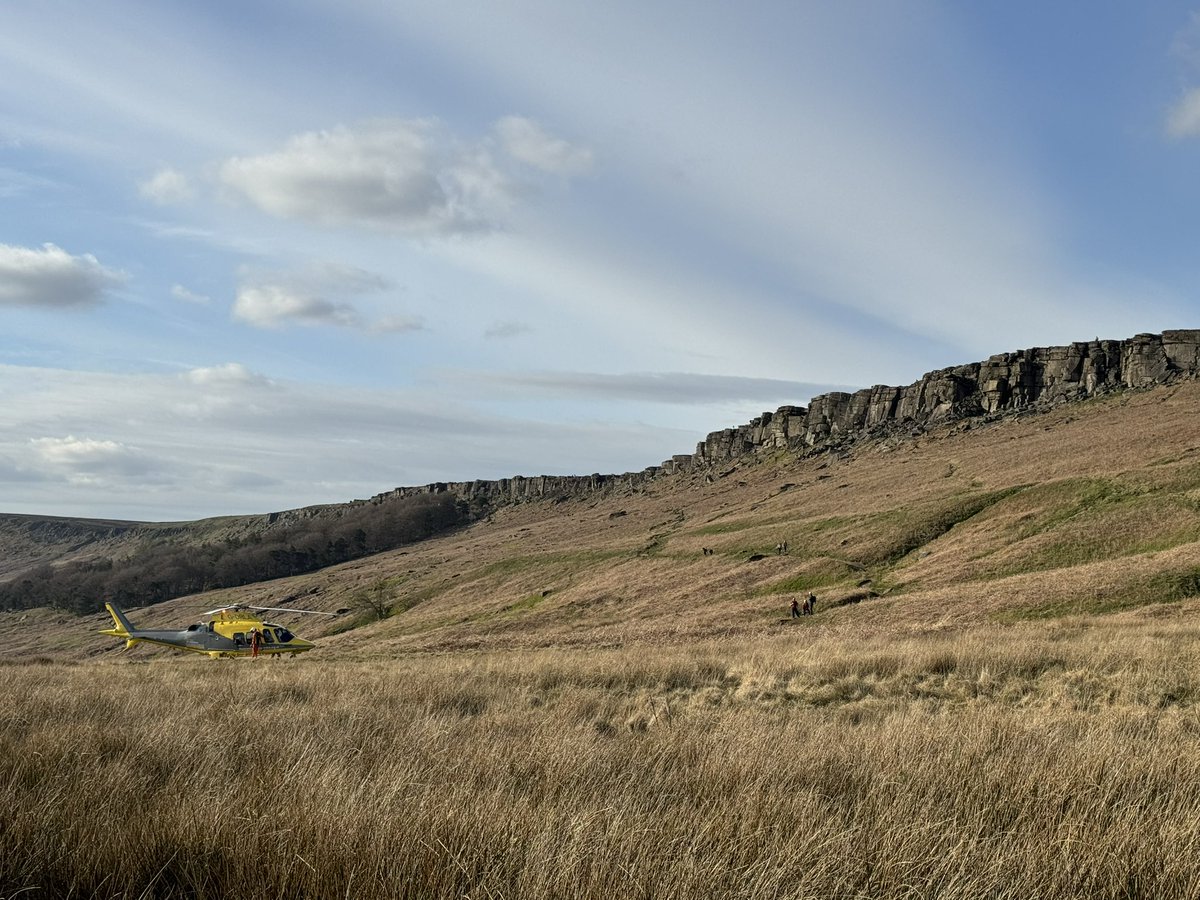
left=0, top=493, right=473, bottom=616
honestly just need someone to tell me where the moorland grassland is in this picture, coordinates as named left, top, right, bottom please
left=7, top=622, right=1200, bottom=898
left=9, top=383, right=1200, bottom=897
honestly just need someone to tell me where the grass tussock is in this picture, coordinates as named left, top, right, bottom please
left=8, top=621, right=1200, bottom=898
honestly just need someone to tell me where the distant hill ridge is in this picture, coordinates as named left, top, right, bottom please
left=7, top=330, right=1198, bottom=534
left=2, top=328, right=1197, bottom=594
left=378, top=329, right=1200, bottom=506
left=7, top=324, right=1200, bottom=628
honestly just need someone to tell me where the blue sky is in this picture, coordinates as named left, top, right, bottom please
left=2, top=1, right=1198, bottom=520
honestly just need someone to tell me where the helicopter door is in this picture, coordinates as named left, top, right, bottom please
left=233, top=632, right=246, bottom=647
left=261, top=629, right=276, bottom=644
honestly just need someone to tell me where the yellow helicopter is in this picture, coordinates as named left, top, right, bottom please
left=101, top=602, right=340, bottom=658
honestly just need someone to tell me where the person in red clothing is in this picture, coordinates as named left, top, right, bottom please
left=250, top=627, right=262, bottom=659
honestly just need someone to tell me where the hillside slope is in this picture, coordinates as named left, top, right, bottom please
left=8, top=377, right=1200, bottom=661
left=7, top=328, right=1198, bottom=622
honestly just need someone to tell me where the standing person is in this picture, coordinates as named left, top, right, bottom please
left=790, top=598, right=800, bottom=619
left=808, top=593, right=818, bottom=615
left=250, top=627, right=262, bottom=659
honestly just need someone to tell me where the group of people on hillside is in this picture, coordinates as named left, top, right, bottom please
left=790, top=593, right=818, bottom=618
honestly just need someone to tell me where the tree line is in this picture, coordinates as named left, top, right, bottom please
left=0, top=493, right=473, bottom=616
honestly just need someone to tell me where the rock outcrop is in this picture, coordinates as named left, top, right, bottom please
left=374, top=330, right=1200, bottom=508
left=692, top=330, right=1200, bottom=467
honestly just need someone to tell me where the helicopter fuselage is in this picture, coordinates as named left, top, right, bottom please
left=101, top=603, right=316, bottom=658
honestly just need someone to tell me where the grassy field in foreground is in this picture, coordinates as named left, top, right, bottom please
left=7, top=616, right=1200, bottom=899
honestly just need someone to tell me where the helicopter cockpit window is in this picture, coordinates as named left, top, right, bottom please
left=261, top=629, right=276, bottom=643
left=276, top=628, right=295, bottom=643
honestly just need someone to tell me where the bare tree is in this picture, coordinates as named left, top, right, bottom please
left=350, top=578, right=397, bottom=622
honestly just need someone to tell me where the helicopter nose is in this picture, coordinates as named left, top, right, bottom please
left=289, top=638, right=316, bottom=652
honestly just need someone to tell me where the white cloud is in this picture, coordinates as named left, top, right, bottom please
left=218, top=118, right=504, bottom=233
left=215, top=116, right=592, bottom=234
left=30, top=435, right=159, bottom=483
left=0, top=363, right=702, bottom=519
left=0, top=243, right=125, bottom=308
left=1166, top=87, right=1200, bottom=137
left=139, top=166, right=194, bottom=204
left=171, top=283, right=210, bottom=304
left=183, top=363, right=271, bottom=387
left=232, top=263, right=420, bottom=333
left=494, top=115, right=593, bottom=176
left=233, top=282, right=360, bottom=329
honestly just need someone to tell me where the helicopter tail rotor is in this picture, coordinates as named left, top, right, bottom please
left=104, top=602, right=136, bottom=635
left=100, top=603, right=143, bottom=652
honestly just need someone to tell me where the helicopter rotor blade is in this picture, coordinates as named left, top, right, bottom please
left=246, top=605, right=341, bottom=617
left=202, top=603, right=340, bottom=617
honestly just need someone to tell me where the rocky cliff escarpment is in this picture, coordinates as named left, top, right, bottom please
left=689, top=330, right=1200, bottom=468
left=374, top=330, right=1200, bottom=508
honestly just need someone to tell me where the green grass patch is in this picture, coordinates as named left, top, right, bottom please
left=505, top=592, right=549, bottom=614
left=974, top=485, right=1200, bottom=580
left=756, top=558, right=860, bottom=595
left=690, top=513, right=821, bottom=537
left=996, top=598, right=1133, bottom=622
left=697, top=515, right=876, bottom=562
left=862, top=487, right=1025, bottom=565
left=695, top=489, right=1021, bottom=571
left=1162, top=568, right=1200, bottom=599
left=1152, top=460, right=1200, bottom=495
left=638, top=535, right=667, bottom=557
left=472, top=550, right=631, bottom=580
left=1026, top=525, right=1200, bottom=573
left=996, top=567, right=1200, bottom=621
left=1007, top=478, right=1143, bottom=540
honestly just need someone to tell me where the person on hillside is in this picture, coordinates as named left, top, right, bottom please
left=807, top=593, right=818, bottom=615
left=790, top=598, right=800, bottom=619
left=250, top=627, right=262, bottom=659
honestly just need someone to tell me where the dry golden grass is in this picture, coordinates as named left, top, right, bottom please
left=6, top=619, right=1200, bottom=898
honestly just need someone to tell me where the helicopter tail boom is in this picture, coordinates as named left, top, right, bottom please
left=100, top=603, right=143, bottom=648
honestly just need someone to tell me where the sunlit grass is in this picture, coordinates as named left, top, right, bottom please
left=7, top=620, right=1200, bottom=898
